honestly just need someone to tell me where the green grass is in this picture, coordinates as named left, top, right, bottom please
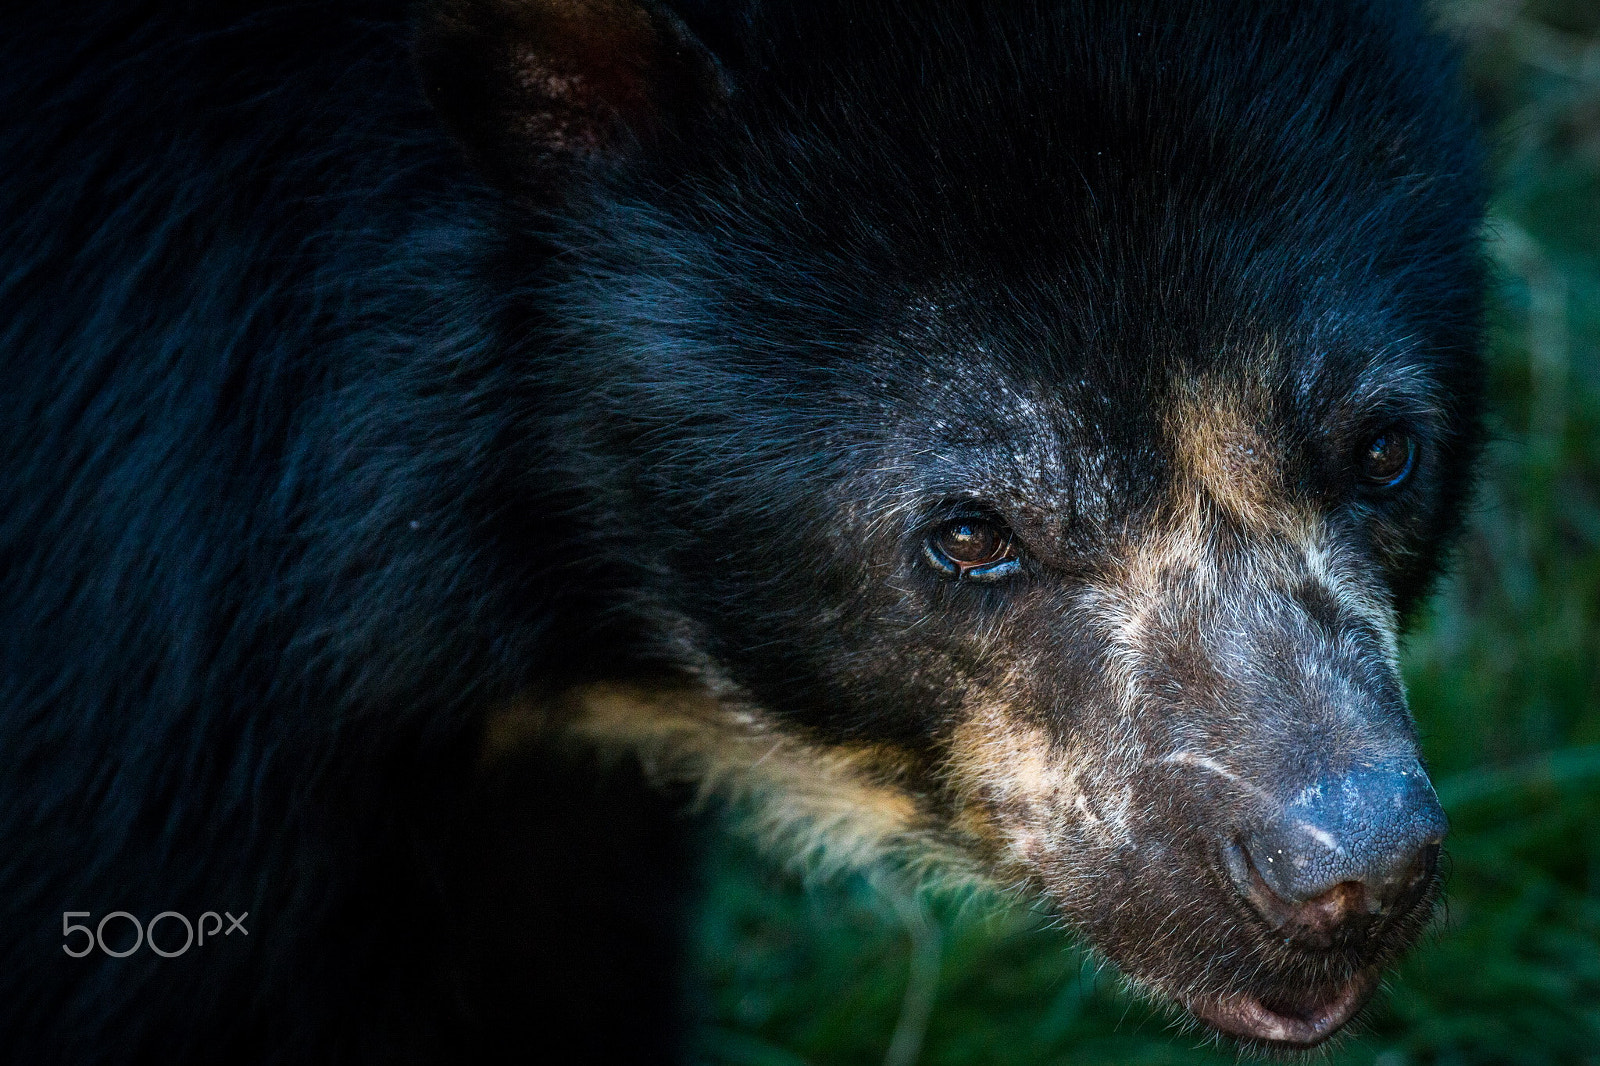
left=689, top=4, right=1600, bottom=1063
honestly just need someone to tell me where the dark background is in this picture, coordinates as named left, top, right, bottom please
left=688, top=3, right=1600, bottom=1063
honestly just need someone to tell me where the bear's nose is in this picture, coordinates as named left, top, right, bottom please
left=1225, top=762, right=1448, bottom=948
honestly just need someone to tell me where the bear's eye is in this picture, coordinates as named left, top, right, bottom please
left=1360, top=428, right=1416, bottom=489
left=923, top=516, right=1020, bottom=581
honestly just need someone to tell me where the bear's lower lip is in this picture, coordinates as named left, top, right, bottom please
left=1182, top=969, right=1376, bottom=1047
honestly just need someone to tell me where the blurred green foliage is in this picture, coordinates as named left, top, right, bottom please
left=689, top=3, right=1600, bottom=1062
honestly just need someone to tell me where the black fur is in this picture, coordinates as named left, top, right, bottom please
left=0, top=1, right=1484, bottom=1061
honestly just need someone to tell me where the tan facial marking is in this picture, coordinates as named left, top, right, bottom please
left=485, top=682, right=983, bottom=886
left=1074, top=376, right=1410, bottom=776
left=1164, top=374, right=1393, bottom=640
left=944, top=696, right=1136, bottom=878
left=1169, top=376, right=1282, bottom=530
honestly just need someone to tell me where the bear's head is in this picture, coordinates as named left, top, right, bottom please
left=422, top=0, right=1485, bottom=1047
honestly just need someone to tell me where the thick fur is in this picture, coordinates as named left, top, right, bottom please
left=0, top=1, right=1484, bottom=1062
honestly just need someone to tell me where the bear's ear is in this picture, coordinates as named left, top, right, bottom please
left=415, top=0, right=729, bottom=192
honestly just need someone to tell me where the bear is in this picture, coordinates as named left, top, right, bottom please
left=0, top=0, right=1485, bottom=1062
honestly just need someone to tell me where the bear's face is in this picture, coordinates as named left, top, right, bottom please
left=424, top=0, right=1485, bottom=1048
left=573, top=280, right=1466, bottom=1046
left=843, top=342, right=1453, bottom=1044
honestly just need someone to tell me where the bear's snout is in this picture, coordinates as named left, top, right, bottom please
left=1225, top=763, right=1447, bottom=950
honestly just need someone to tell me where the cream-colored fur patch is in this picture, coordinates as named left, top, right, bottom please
left=1168, top=377, right=1281, bottom=530
left=942, top=694, right=1140, bottom=893
left=485, top=682, right=985, bottom=888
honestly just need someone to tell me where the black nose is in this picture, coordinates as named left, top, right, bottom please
left=1226, top=762, right=1447, bottom=947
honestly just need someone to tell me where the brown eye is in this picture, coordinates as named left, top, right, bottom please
left=1361, top=428, right=1416, bottom=489
left=923, top=516, right=1020, bottom=580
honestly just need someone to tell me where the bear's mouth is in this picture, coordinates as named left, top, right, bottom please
left=1181, top=968, right=1377, bottom=1047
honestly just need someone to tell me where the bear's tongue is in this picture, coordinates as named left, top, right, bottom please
left=1183, top=970, right=1376, bottom=1047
